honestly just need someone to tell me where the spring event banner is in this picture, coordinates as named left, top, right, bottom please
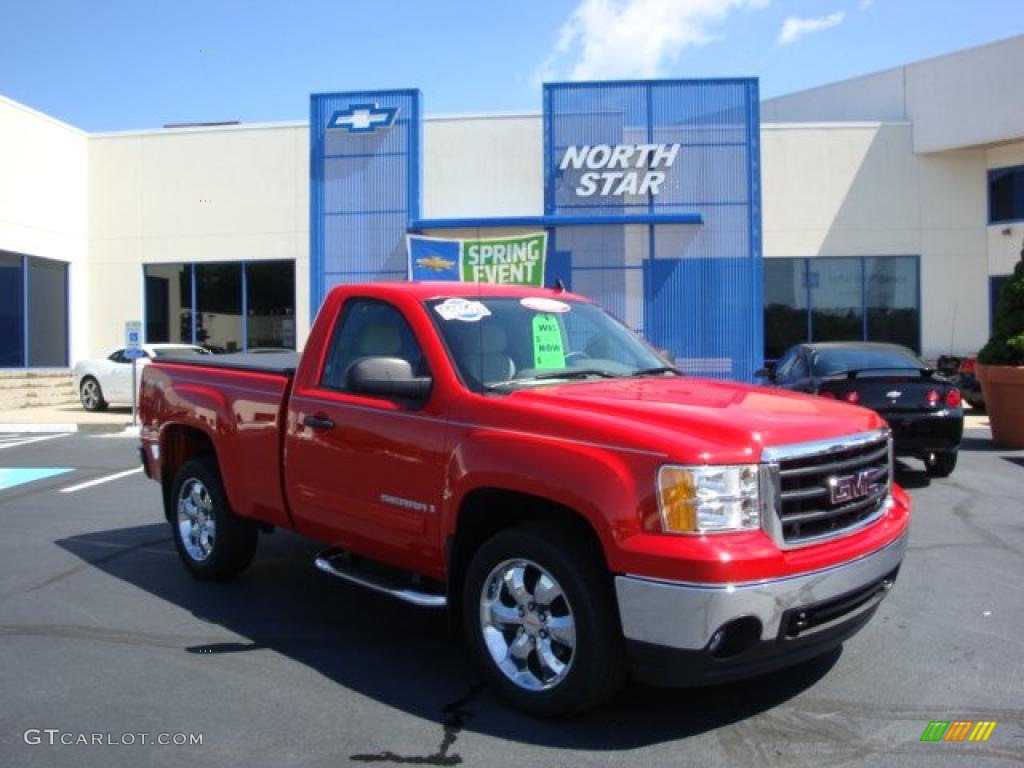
left=407, top=233, right=547, bottom=286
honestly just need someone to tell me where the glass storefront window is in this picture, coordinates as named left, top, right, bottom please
left=809, top=258, right=863, bottom=343
left=246, top=261, right=296, bottom=349
left=764, top=255, right=920, bottom=359
left=0, top=252, right=24, bottom=367
left=27, top=257, right=69, bottom=367
left=144, top=264, right=193, bottom=344
left=764, top=258, right=809, bottom=360
left=144, top=260, right=295, bottom=353
left=195, top=263, right=243, bottom=353
left=866, top=256, right=919, bottom=351
left=1, top=251, right=69, bottom=369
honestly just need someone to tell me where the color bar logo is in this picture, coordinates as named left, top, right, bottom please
left=920, top=720, right=997, bottom=742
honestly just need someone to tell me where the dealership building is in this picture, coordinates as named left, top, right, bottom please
left=2, top=35, right=1023, bottom=382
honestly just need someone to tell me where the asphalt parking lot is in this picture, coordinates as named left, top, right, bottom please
left=0, top=428, right=1022, bottom=767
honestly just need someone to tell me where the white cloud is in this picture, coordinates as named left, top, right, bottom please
left=533, top=0, right=770, bottom=84
left=776, top=12, right=845, bottom=45
left=860, top=0, right=874, bottom=9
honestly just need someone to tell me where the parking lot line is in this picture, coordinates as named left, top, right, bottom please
left=59, top=467, right=143, bottom=494
left=0, top=434, right=70, bottom=451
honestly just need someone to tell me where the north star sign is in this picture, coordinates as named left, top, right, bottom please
left=327, top=103, right=399, bottom=133
left=559, top=143, right=680, bottom=197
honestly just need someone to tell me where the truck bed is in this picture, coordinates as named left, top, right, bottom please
left=160, top=351, right=300, bottom=377
left=141, top=354, right=295, bottom=530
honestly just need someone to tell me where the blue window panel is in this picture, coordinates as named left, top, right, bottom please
left=545, top=249, right=573, bottom=290
left=654, top=208, right=749, bottom=260
left=554, top=224, right=650, bottom=269
left=653, top=144, right=749, bottom=206
left=644, top=257, right=761, bottom=381
left=322, top=212, right=410, bottom=275
left=323, top=114, right=416, bottom=158
left=311, top=89, right=421, bottom=316
left=323, top=155, right=409, bottom=214
left=571, top=267, right=644, bottom=334
left=323, top=270, right=408, bottom=296
left=649, top=80, right=750, bottom=139
left=988, top=165, right=1024, bottom=224
left=545, top=80, right=762, bottom=380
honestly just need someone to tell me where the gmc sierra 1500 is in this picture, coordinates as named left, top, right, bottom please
left=139, top=282, right=909, bottom=717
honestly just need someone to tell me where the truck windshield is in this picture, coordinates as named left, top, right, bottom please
left=425, top=296, right=673, bottom=391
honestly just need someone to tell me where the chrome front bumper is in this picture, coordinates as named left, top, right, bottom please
left=615, top=533, right=907, bottom=652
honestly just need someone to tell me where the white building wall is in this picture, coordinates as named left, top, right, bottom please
left=87, top=123, right=310, bottom=356
left=0, top=95, right=88, bottom=366
left=423, top=114, right=543, bottom=218
left=906, top=36, right=1024, bottom=154
left=762, top=35, right=1024, bottom=155
left=762, top=122, right=989, bottom=356
left=761, top=69, right=907, bottom=125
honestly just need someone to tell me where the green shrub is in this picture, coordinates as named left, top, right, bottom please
left=979, top=252, right=1024, bottom=366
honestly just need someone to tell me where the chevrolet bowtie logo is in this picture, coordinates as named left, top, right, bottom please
left=415, top=255, right=456, bottom=273
left=327, top=103, right=399, bottom=133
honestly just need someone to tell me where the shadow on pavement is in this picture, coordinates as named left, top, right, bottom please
left=894, top=461, right=930, bottom=490
left=959, top=435, right=1001, bottom=452
left=56, top=523, right=840, bottom=751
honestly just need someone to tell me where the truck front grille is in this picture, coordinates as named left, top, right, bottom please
left=764, top=430, right=892, bottom=547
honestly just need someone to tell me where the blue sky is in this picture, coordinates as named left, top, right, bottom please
left=1, top=0, right=1022, bottom=131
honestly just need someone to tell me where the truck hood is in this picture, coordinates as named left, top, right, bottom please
left=506, top=377, right=885, bottom=463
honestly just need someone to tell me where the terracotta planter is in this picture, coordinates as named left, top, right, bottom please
left=977, top=363, right=1024, bottom=449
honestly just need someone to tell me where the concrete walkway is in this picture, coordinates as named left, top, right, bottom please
left=0, top=404, right=136, bottom=432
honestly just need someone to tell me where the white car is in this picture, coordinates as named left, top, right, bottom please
left=72, top=344, right=210, bottom=411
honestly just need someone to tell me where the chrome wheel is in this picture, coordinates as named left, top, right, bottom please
left=479, top=558, right=576, bottom=691
left=80, top=379, right=101, bottom=410
left=177, top=478, right=216, bottom=562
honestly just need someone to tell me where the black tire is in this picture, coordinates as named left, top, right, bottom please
left=79, top=376, right=108, bottom=412
left=926, top=450, right=958, bottom=478
left=462, top=522, right=626, bottom=717
left=169, top=456, right=257, bottom=580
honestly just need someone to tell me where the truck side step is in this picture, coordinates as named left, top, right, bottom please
left=314, top=552, right=447, bottom=608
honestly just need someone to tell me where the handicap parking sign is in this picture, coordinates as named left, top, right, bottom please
left=125, top=321, right=143, bottom=356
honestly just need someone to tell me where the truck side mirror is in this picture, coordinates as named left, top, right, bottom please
left=346, top=356, right=432, bottom=401
left=755, top=363, right=776, bottom=381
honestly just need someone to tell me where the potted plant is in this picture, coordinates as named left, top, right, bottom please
left=977, top=244, right=1024, bottom=448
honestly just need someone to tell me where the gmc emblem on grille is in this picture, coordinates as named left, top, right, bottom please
left=828, top=467, right=884, bottom=505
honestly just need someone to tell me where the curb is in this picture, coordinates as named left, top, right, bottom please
left=78, top=423, right=136, bottom=435
left=0, top=423, right=79, bottom=434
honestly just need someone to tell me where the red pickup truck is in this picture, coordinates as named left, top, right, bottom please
left=139, top=282, right=910, bottom=717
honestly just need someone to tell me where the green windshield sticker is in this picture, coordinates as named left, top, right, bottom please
left=532, top=313, right=565, bottom=369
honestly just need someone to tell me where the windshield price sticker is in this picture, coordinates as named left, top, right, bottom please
left=532, top=313, right=566, bottom=369
left=434, top=298, right=492, bottom=323
left=521, top=297, right=571, bottom=314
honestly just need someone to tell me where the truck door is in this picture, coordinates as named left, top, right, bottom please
left=284, top=297, right=447, bottom=574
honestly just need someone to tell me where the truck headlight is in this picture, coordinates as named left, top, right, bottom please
left=657, top=464, right=760, bottom=534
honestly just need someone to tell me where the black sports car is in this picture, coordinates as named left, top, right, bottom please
left=759, top=342, right=963, bottom=477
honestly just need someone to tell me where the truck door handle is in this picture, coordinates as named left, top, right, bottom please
left=303, top=414, right=335, bottom=430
